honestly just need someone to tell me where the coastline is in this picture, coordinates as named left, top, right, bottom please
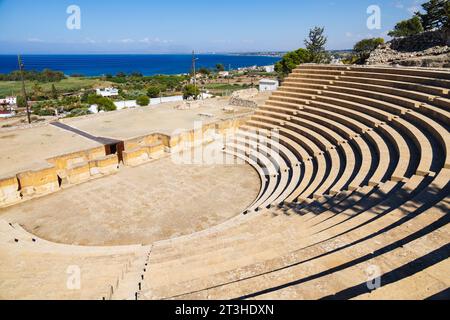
left=0, top=54, right=281, bottom=77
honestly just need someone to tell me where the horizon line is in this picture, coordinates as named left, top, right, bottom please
left=0, top=49, right=352, bottom=56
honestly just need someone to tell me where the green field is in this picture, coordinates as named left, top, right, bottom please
left=0, top=77, right=111, bottom=97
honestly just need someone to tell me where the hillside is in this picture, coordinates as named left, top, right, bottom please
left=367, top=30, right=450, bottom=68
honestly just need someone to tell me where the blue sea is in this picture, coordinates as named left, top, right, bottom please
left=0, top=54, right=280, bottom=76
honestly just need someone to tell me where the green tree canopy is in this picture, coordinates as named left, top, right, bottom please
left=215, top=64, right=225, bottom=72
left=353, top=38, right=385, bottom=63
left=136, top=95, right=150, bottom=106
left=274, top=48, right=311, bottom=77
left=388, top=16, right=424, bottom=37
left=183, top=84, right=200, bottom=100
left=198, top=67, right=211, bottom=76
left=416, top=0, right=449, bottom=31
left=0, top=69, right=65, bottom=82
left=304, top=26, right=328, bottom=63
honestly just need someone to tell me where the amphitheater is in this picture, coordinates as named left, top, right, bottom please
left=0, top=65, right=449, bottom=300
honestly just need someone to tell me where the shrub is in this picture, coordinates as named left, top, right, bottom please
left=87, top=94, right=116, bottom=111
left=16, top=95, right=27, bottom=108
left=216, top=64, right=225, bottom=72
left=67, top=108, right=91, bottom=118
left=147, top=86, right=161, bottom=98
left=136, top=95, right=150, bottom=106
left=182, top=84, right=200, bottom=100
left=35, top=108, right=55, bottom=116
left=353, top=38, right=385, bottom=64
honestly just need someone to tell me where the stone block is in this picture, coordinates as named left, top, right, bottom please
left=17, top=166, right=59, bottom=197
left=122, top=148, right=150, bottom=167
left=48, top=151, right=86, bottom=170
left=0, top=176, right=21, bottom=207
left=87, top=147, right=106, bottom=160
left=89, top=154, right=119, bottom=176
left=144, top=142, right=165, bottom=158
left=66, top=162, right=91, bottom=185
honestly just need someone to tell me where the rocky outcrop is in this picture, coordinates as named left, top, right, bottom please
left=367, top=29, right=450, bottom=68
left=229, top=88, right=259, bottom=108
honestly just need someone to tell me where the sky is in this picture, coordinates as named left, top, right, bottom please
left=0, top=0, right=427, bottom=54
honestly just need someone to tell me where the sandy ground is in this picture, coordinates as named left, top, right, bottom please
left=61, top=97, right=254, bottom=140
left=0, top=125, right=102, bottom=179
left=0, top=154, right=260, bottom=246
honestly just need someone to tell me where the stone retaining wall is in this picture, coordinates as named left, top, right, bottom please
left=17, top=166, right=60, bottom=199
left=389, top=30, right=449, bottom=52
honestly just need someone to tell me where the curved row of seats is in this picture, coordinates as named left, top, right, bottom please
left=142, top=65, right=450, bottom=300
left=0, top=64, right=448, bottom=300
left=0, top=220, right=149, bottom=300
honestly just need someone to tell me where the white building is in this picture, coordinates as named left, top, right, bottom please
left=96, top=87, right=119, bottom=97
left=114, top=100, right=138, bottom=110
left=262, top=65, right=275, bottom=73
left=150, top=93, right=213, bottom=105
left=259, top=79, right=279, bottom=92
left=238, top=65, right=257, bottom=72
left=0, top=96, right=17, bottom=105
left=329, top=56, right=343, bottom=65
left=218, top=71, right=230, bottom=77
left=88, top=104, right=99, bottom=114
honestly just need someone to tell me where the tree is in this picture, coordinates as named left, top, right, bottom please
left=353, top=38, right=385, bottom=63
left=136, top=95, right=150, bottom=106
left=183, top=84, right=200, bottom=100
left=51, top=84, right=58, bottom=99
left=388, top=16, right=424, bottom=37
left=304, top=26, right=328, bottom=63
left=31, top=82, right=43, bottom=100
left=147, top=86, right=161, bottom=98
left=16, top=95, right=27, bottom=109
left=215, top=64, right=225, bottom=72
left=198, top=67, right=211, bottom=76
left=275, top=48, right=311, bottom=77
left=417, top=0, right=449, bottom=30
left=446, top=1, right=450, bottom=30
